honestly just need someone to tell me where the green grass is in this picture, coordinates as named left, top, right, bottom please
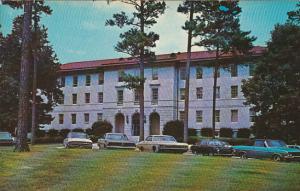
left=1, top=144, right=300, bottom=191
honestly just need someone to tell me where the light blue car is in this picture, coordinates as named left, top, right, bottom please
left=233, top=139, right=300, bottom=162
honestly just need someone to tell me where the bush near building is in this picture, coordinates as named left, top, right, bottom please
left=59, top=129, right=70, bottom=138
left=91, top=120, right=113, bottom=137
left=220, top=128, right=233, bottom=138
left=163, top=120, right=184, bottom=142
left=47, top=129, right=59, bottom=137
left=201, top=128, right=213, bottom=137
left=72, top=128, right=84, bottom=132
left=35, top=129, right=46, bottom=138
left=237, top=128, right=251, bottom=138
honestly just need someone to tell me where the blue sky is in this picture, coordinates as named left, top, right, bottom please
left=0, top=0, right=298, bottom=64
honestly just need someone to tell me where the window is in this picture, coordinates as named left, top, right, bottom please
left=98, top=72, right=104, bottom=85
left=216, top=86, right=220, bottom=99
left=250, top=108, right=255, bottom=122
left=73, top=76, right=78, bottom=87
left=134, top=90, right=139, bottom=105
left=85, top=93, right=90, bottom=103
left=215, top=67, right=220, bottom=78
left=98, top=92, right=103, bottom=103
left=59, top=114, right=64, bottom=124
left=118, top=70, right=124, bottom=82
left=249, top=64, right=255, bottom=76
left=152, top=66, right=158, bottom=80
left=97, top=113, right=103, bottom=121
left=117, top=90, right=123, bottom=105
left=86, top=75, right=91, bottom=86
left=180, top=88, right=185, bottom=100
left=58, top=95, right=64, bottom=104
left=196, top=67, right=203, bottom=79
left=71, top=114, right=76, bottom=124
left=72, top=94, right=77, bottom=104
left=180, top=68, right=186, bottom=80
left=231, top=86, right=238, bottom=98
left=196, top=111, right=203, bottom=123
left=231, top=110, right=238, bottom=122
left=179, top=111, right=185, bottom=121
left=151, top=88, right=158, bottom=105
left=215, top=110, right=220, bottom=122
left=61, top=76, right=65, bottom=87
left=84, top=113, right=89, bottom=124
left=230, top=64, right=238, bottom=77
left=196, top=87, right=203, bottom=99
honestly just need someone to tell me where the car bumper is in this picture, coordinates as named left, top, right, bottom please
left=160, top=147, right=188, bottom=153
left=284, top=156, right=300, bottom=161
left=0, top=141, right=14, bottom=146
left=66, top=143, right=92, bottom=148
left=105, top=145, right=136, bottom=149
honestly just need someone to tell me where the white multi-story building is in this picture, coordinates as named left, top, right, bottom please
left=49, top=47, right=264, bottom=138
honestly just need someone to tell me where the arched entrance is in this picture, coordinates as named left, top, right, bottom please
left=150, top=112, right=160, bottom=135
left=115, top=113, right=125, bottom=133
left=132, top=113, right=140, bottom=136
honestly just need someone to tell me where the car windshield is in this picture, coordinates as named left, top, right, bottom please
left=106, top=134, right=128, bottom=141
left=0, top=132, right=11, bottom=139
left=266, top=140, right=287, bottom=147
left=152, top=136, right=177, bottom=142
left=68, top=132, right=88, bottom=139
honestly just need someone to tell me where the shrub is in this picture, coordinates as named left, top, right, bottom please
left=35, top=129, right=46, bottom=138
left=91, top=120, right=113, bottom=137
left=201, top=128, right=213, bottom=137
left=47, top=129, right=59, bottom=137
left=237, top=128, right=251, bottom=138
left=188, top=128, right=197, bottom=136
left=89, top=135, right=98, bottom=143
left=72, top=128, right=84, bottom=132
left=188, top=136, right=200, bottom=144
left=163, top=120, right=183, bottom=142
left=35, top=136, right=64, bottom=144
left=220, top=128, right=233, bottom=138
left=59, top=129, right=70, bottom=138
left=85, top=128, right=93, bottom=135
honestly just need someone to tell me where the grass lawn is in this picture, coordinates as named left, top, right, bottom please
left=1, top=144, right=300, bottom=191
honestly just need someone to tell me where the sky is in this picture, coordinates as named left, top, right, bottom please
left=0, top=0, right=298, bottom=64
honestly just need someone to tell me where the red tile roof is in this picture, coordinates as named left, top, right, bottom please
left=60, top=46, right=265, bottom=72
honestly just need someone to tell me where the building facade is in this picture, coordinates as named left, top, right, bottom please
left=48, top=47, right=264, bottom=139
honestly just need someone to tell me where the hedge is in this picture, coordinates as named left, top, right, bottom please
left=220, top=128, right=233, bottom=138
left=163, top=120, right=184, bottom=142
left=237, top=128, right=251, bottom=138
left=201, top=128, right=213, bottom=137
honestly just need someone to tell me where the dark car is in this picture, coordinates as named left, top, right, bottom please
left=191, top=139, right=233, bottom=156
left=98, top=133, right=136, bottom=149
left=0, top=132, right=14, bottom=146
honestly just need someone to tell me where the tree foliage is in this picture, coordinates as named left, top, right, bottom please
left=91, top=120, right=113, bottom=137
left=288, top=2, right=300, bottom=24
left=0, top=2, right=61, bottom=134
left=242, top=22, right=300, bottom=143
left=163, top=120, right=184, bottom=142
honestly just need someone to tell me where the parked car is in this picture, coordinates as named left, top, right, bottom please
left=0, top=132, right=14, bottom=146
left=63, top=132, right=92, bottom=149
left=136, top=135, right=188, bottom=153
left=98, top=133, right=136, bottom=149
left=233, top=139, right=300, bottom=161
left=287, top=145, right=300, bottom=150
left=191, top=139, right=233, bottom=156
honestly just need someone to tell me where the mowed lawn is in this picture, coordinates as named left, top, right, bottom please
left=1, top=144, right=300, bottom=191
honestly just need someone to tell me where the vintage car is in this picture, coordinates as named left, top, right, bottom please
left=98, top=133, right=136, bottom=149
left=63, top=132, right=92, bottom=149
left=233, top=139, right=300, bottom=161
left=136, top=135, right=188, bottom=153
left=0, top=132, right=14, bottom=146
left=191, top=139, right=233, bottom=156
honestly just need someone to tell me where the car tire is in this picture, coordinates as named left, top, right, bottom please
left=240, top=152, right=247, bottom=159
left=140, top=147, right=144, bottom=152
left=64, top=144, right=69, bottom=149
left=272, top=154, right=282, bottom=162
left=153, top=146, right=160, bottom=153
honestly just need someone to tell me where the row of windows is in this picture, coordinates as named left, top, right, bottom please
left=58, top=113, right=103, bottom=125
left=60, top=85, right=240, bottom=105
left=60, top=64, right=255, bottom=87
left=179, top=109, right=255, bottom=123
left=180, top=85, right=239, bottom=100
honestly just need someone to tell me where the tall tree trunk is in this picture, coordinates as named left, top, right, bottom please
left=139, top=0, right=145, bottom=141
left=183, top=2, right=194, bottom=143
left=212, top=47, right=219, bottom=139
left=15, top=0, right=33, bottom=152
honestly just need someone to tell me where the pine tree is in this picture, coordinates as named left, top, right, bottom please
left=193, top=1, right=256, bottom=138
left=106, top=0, right=166, bottom=140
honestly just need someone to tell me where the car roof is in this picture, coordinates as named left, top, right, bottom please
left=149, top=135, right=172, bottom=137
left=106, top=133, right=125, bottom=135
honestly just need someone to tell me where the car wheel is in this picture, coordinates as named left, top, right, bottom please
left=272, top=154, right=282, bottom=162
left=152, top=146, right=160, bottom=153
left=64, top=144, right=69, bottom=149
left=240, top=152, right=247, bottom=159
left=140, top=147, right=144, bottom=152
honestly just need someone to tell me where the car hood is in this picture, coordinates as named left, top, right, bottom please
left=233, top=145, right=300, bottom=153
left=65, top=138, right=92, bottom=143
left=271, top=147, right=300, bottom=153
left=105, top=139, right=135, bottom=143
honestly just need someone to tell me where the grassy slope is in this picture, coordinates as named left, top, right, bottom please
left=0, top=144, right=300, bottom=191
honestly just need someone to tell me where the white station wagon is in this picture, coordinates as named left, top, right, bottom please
left=136, top=135, right=188, bottom=153
left=63, top=132, right=93, bottom=149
